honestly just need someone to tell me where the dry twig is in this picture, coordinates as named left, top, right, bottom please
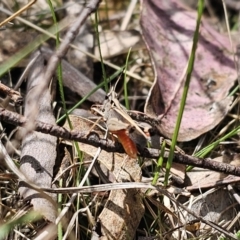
left=1, top=107, right=240, bottom=176
left=0, top=83, right=23, bottom=105
left=42, top=0, right=101, bottom=98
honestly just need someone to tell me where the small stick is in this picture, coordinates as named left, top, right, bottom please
left=0, top=0, right=37, bottom=28
left=2, top=107, right=240, bottom=176
left=42, top=0, right=101, bottom=99
left=0, top=83, right=23, bottom=105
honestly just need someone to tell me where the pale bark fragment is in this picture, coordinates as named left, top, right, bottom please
left=19, top=53, right=57, bottom=222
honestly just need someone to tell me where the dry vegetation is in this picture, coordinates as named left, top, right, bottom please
left=0, top=0, right=240, bottom=239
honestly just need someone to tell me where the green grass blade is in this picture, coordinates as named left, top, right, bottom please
left=56, top=63, right=130, bottom=123
left=164, top=0, right=205, bottom=186
left=94, top=11, right=108, bottom=93
left=123, top=48, right=132, bottom=110
left=0, top=212, right=42, bottom=238
left=0, top=20, right=68, bottom=77
left=46, top=2, right=65, bottom=238
left=152, top=140, right=166, bottom=186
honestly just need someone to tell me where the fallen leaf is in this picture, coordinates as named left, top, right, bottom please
left=95, top=30, right=143, bottom=59
left=186, top=154, right=240, bottom=191
left=63, top=114, right=145, bottom=240
left=187, top=188, right=236, bottom=224
left=19, top=52, right=57, bottom=223
left=141, top=0, right=236, bottom=141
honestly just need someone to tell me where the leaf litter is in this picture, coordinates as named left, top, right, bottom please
left=141, top=0, right=237, bottom=141
left=1, top=0, right=240, bottom=239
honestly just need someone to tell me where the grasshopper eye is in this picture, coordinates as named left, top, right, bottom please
left=106, top=91, right=111, bottom=98
left=128, top=126, right=136, bottom=134
left=148, top=127, right=160, bottom=136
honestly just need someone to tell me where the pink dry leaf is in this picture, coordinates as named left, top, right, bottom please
left=141, top=0, right=237, bottom=141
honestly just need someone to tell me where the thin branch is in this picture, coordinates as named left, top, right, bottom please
left=1, top=107, right=240, bottom=176
left=0, top=0, right=37, bottom=28
left=0, top=107, right=119, bottom=151
left=0, top=83, right=23, bottom=105
left=42, top=0, right=101, bottom=92
left=15, top=0, right=102, bottom=130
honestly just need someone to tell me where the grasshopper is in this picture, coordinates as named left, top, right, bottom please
left=91, top=86, right=185, bottom=157
left=91, top=87, right=149, bottom=158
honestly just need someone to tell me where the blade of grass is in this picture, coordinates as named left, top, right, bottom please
left=0, top=17, right=69, bottom=77
left=46, top=2, right=65, bottom=239
left=123, top=48, right=132, bottom=110
left=186, top=124, right=240, bottom=171
left=47, top=3, right=83, bottom=238
left=0, top=6, right=152, bottom=85
left=94, top=11, right=108, bottom=93
left=0, top=211, right=42, bottom=238
left=56, top=61, right=135, bottom=123
left=49, top=0, right=82, bottom=149
left=152, top=140, right=166, bottom=186
left=164, top=0, right=205, bottom=186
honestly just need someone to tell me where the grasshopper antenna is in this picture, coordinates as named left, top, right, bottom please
left=113, top=74, right=122, bottom=93
left=107, top=73, right=123, bottom=101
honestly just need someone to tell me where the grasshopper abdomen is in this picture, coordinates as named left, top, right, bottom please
left=107, top=118, right=138, bottom=159
left=110, top=129, right=137, bottom=159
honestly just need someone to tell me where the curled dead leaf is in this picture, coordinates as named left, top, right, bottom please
left=141, top=0, right=236, bottom=141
